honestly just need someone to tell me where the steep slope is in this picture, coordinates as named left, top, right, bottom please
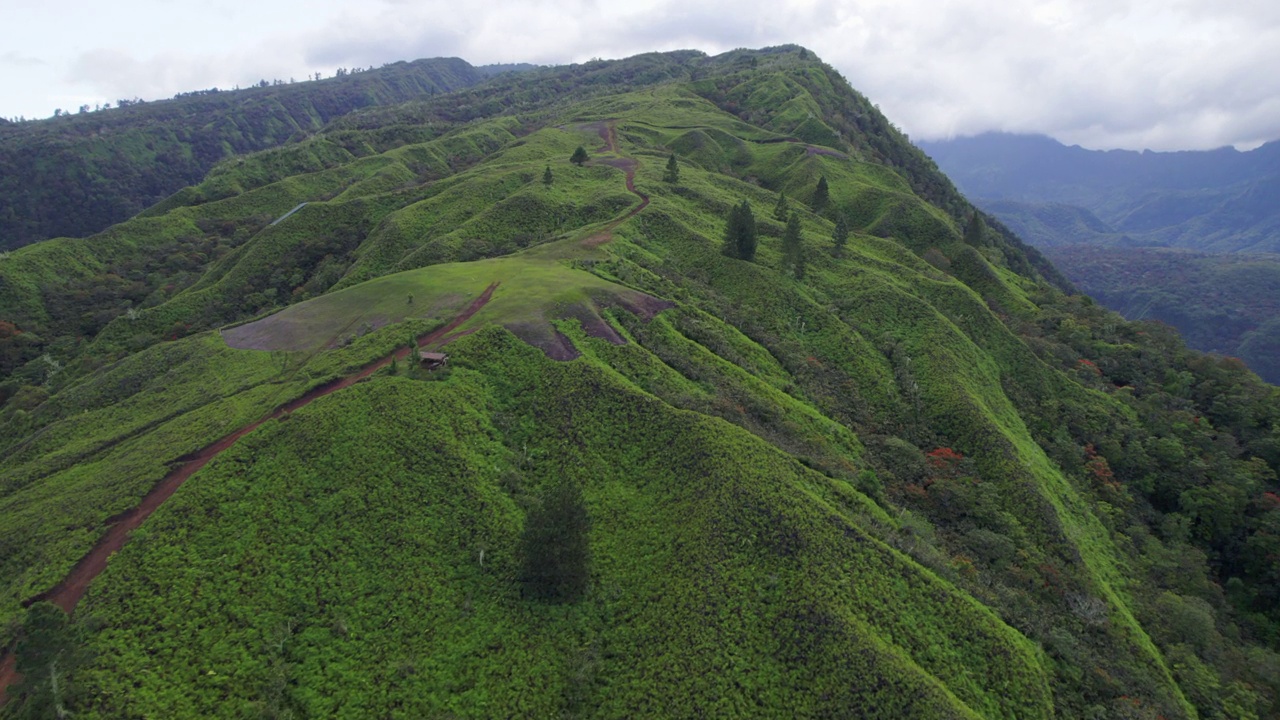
left=0, top=57, right=500, bottom=250
left=2, top=47, right=1279, bottom=719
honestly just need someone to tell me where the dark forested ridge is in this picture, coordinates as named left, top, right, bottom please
left=1, top=47, right=1279, bottom=718
left=1040, top=245, right=1280, bottom=384
left=0, top=57, right=502, bottom=250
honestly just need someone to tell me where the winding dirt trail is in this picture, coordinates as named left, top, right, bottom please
left=0, top=282, right=498, bottom=706
left=582, top=121, right=649, bottom=247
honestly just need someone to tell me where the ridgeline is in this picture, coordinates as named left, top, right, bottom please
left=1, top=47, right=1279, bottom=719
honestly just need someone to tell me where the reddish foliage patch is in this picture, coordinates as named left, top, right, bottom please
left=926, top=447, right=965, bottom=475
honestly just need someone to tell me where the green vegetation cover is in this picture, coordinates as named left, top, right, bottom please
left=2, top=46, right=1279, bottom=719
left=0, top=57, right=496, bottom=250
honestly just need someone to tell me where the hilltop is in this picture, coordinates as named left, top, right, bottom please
left=1, top=47, right=1279, bottom=718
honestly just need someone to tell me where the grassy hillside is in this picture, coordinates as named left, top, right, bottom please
left=2, top=46, right=1280, bottom=719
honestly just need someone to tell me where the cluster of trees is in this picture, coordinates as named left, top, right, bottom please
left=726, top=177, right=832, bottom=277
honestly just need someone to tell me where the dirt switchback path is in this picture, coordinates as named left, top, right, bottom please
left=582, top=121, right=650, bottom=248
left=0, top=282, right=498, bottom=706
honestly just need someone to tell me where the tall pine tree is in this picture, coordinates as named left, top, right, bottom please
left=663, top=154, right=680, bottom=183
left=723, top=201, right=758, bottom=261
left=964, top=212, right=986, bottom=247
left=832, top=214, right=850, bottom=256
left=773, top=193, right=790, bottom=222
left=518, top=482, right=590, bottom=602
left=813, top=176, right=830, bottom=213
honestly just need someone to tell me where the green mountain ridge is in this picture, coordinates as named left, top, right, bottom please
left=0, top=57, right=507, bottom=250
left=0, top=47, right=1278, bottom=719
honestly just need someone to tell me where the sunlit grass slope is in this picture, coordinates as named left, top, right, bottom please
left=72, top=329, right=1053, bottom=719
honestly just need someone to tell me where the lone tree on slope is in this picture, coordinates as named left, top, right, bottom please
left=518, top=481, right=591, bottom=602
left=663, top=154, right=680, bottom=184
left=813, top=176, right=830, bottom=213
left=543, top=165, right=553, bottom=186
left=964, top=212, right=987, bottom=247
left=773, top=192, right=790, bottom=222
left=832, top=214, right=850, bottom=256
left=723, top=200, right=759, bottom=262
left=570, top=146, right=589, bottom=166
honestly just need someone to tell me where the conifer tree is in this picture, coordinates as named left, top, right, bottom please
left=774, top=192, right=789, bottom=222
left=813, top=176, right=830, bottom=213
left=782, top=211, right=805, bottom=279
left=570, top=146, right=589, bottom=166
left=543, top=165, right=553, bottom=186
left=832, top=214, right=849, bottom=256
left=518, top=482, right=590, bottom=602
left=964, top=212, right=986, bottom=247
left=723, top=201, right=758, bottom=261
left=663, top=154, right=680, bottom=183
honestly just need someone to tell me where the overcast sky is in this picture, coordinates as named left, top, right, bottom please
left=4, top=0, right=1279, bottom=151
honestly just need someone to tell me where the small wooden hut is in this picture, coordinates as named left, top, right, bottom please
left=418, top=351, right=448, bottom=370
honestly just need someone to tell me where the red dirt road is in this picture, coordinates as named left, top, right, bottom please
left=0, top=282, right=498, bottom=706
left=582, top=122, right=649, bottom=248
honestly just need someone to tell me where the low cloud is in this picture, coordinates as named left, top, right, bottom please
left=55, top=0, right=1280, bottom=150
left=1, top=52, right=46, bottom=67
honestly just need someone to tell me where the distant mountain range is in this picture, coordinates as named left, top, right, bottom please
left=921, top=133, right=1280, bottom=253
left=923, top=133, right=1280, bottom=384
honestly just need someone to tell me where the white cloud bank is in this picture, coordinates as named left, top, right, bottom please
left=7, top=0, right=1280, bottom=150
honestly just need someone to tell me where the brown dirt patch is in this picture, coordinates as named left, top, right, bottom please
left=561, top=302, right=626, bottom=345
left=0, top=652, right=16, bottom=707
left=506, top=322, right=581, bottom=361
left=601, top=291, right=674, bottom=321
left=805, top=145, right=847, bottom=158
